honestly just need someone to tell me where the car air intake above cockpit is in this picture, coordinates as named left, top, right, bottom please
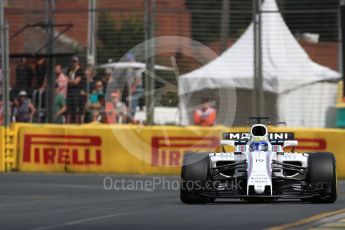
left=251, top=125, right=267, bottom=136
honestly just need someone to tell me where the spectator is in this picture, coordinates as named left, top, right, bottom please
left=11, top=97, right=19, bottom=122
left=53, top=83, right=66, bottom=124
left=102, top=68, right=112, bottom=90
left=87, top=81, right=105, bottom=121
left=95, top=94, right=106, bottom=122
left=55, top=64, right=68, bottom=98
left=35, top=57, right=46, bottom=91
left=128, top=69, right=144, bottom=117
left=105, top=90, right=130, bottom=124
left=15, top=58, right=34, bottom=96
left=124, top=52, right=143, bottom=116
left=86, top=66, right=96, bottom=94
left=66, top=56, right=86, bottom=124
left=16, top=91, right=36, bottom=122
left=84, top=67, right=100, bottom=123
left=90, top=81, right=104, bottom=100
left=0, top=68, right=3, bottom=95
left=193, top=98, right=217, bottom=127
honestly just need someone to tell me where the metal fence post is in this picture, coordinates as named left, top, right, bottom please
left=45, top=0, right=55, bottom=123
left=253, top=0, right=264, bottom=116
left=87, top=0, right=97, bottom=67
left=220, top=0, right=230, bottom=53
left=0, top=0, right=10, bottom=127
left=145, top=0, right=156, bottom=125
left=340, top=0, right=345, bottom=97
left=3, top=23, right=9, bottom=127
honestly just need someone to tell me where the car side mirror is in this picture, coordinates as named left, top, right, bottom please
left=283, top=140, right=298, bottom=149
left=220, top=140, right=236, bottom=147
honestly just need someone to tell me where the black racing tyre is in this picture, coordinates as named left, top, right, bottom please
left=307, top=152, right=337, bottom=203
left=180, top=152, right=211, bottom=204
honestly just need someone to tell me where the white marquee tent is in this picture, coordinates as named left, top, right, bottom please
left=178, top=0, right=340, bottom=127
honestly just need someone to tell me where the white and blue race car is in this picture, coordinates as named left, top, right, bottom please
left=180, top=117, right=337, bottom=203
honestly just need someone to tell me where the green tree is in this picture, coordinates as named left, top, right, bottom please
left=185, top=0, right=222, bottom=44
left=97, top=14, right=144, bottom=63
left=185, top=0, right=252, bottom=44
left=186, top=0, right=338, bottom=44
left=280, top=0, right=338, bottom=41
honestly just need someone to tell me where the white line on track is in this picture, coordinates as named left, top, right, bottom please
left=31, top=212, right=132, bottom=230
left=20, top=183, right=102, bottom=190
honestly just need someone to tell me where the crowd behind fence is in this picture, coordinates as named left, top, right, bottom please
left=0, top=0, right=341, bottom=127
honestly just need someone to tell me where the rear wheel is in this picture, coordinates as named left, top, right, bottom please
left=180, top=152, right=211, bottom=204
left=307, top=152, right=337, bottom=203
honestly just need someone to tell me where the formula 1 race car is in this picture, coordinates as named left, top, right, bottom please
left=180, top=117, right=337, bottom=203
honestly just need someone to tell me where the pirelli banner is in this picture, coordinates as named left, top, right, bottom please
left=14, top=124, right=345, bottom=176
left=17, top=124, right=224, bottom=174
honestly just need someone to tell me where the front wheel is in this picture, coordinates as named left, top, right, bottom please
left=307, top=152, right=337, bottom=203
left=180, top=152, right=211, bottom=204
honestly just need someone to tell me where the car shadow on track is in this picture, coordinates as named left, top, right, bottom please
left=177, top=200, right=313, bottom=205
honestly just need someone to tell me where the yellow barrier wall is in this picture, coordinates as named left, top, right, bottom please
left=17, top=124, right=225, bottom=174
left=0, top=127, right=4, bottom=172
left=12, top=123, right=345, bottom=176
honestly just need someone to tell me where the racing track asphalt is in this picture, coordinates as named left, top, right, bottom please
left=0, top=173, right=344, bottom=230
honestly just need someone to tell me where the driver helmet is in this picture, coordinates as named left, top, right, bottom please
left=250, top=141, right=268, bottom=151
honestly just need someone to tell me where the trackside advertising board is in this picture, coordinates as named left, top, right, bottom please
left=14, top=124, right=345, bottom=176
left=0, top=128, right=4, bottom=172
left=17, top=124, right=224, bottom=174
